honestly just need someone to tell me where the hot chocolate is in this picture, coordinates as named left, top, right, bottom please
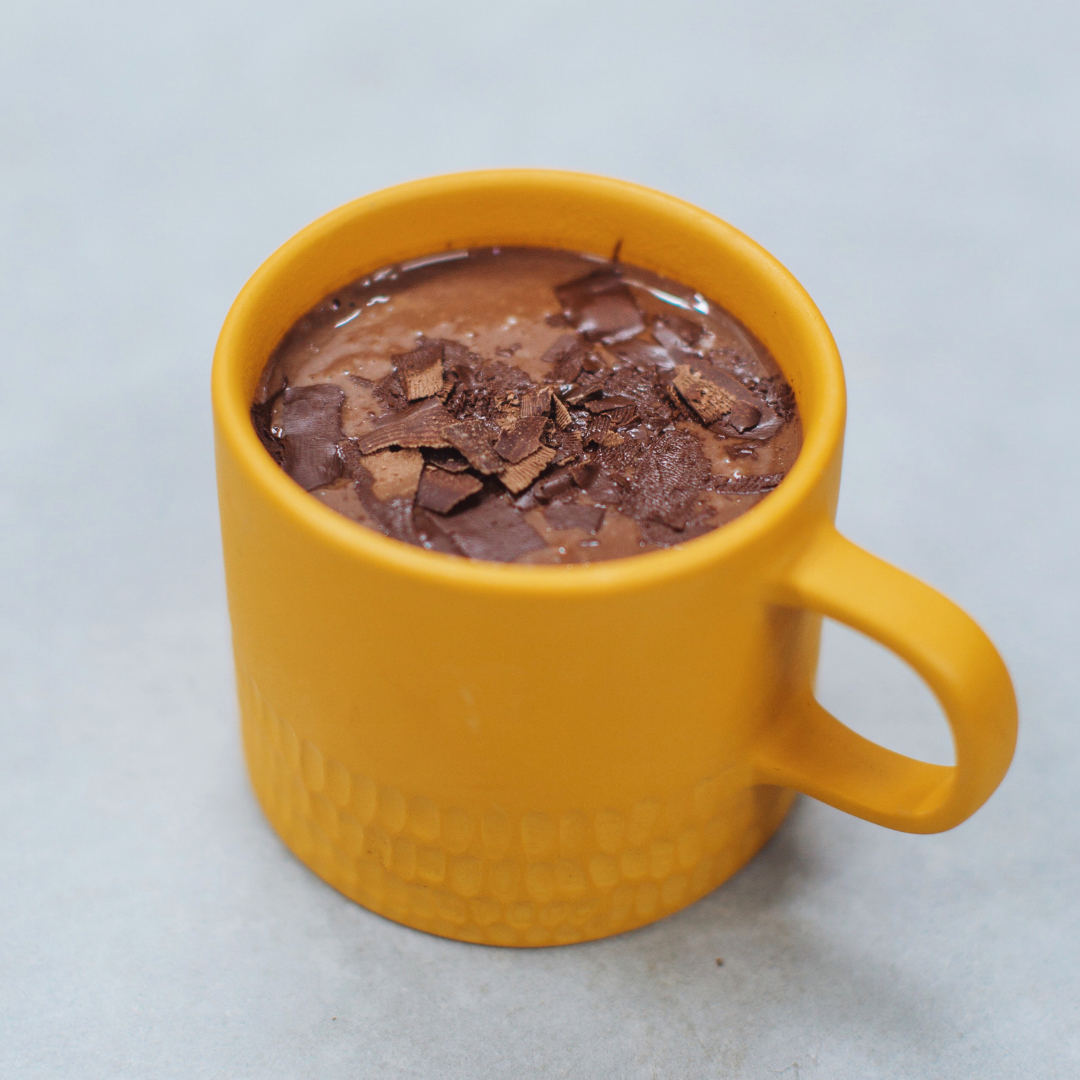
left=252, top=247, right=800, bottom=564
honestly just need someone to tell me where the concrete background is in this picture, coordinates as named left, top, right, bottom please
left=1, top=1, right=1077, bottom=1076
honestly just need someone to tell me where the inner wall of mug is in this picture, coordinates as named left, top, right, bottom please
left=224, top=171, right=843, bottom=467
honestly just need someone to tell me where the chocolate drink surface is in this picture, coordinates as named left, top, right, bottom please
left=252, top=247, right=801, bottom=564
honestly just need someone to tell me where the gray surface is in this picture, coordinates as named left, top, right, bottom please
left=1, top=1, right=1077, bottom=1076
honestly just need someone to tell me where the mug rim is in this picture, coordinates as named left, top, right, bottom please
left=212, top=169, right=845, bottom=598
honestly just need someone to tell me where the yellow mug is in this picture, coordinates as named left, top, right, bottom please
left=212, top=170, right=1017, bottom=947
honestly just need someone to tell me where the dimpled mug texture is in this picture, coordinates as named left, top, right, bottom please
left=213, top=171, right=1016, bottom=946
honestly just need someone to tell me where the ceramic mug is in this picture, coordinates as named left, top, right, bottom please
left=212, top=170, right=1017, bottom=947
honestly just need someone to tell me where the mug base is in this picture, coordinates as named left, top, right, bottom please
left=239, top=667, right=796, bottom=947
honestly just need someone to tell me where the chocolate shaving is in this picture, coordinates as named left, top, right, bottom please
left=520, top=385, right=553, bottom=419
left=672, top=365, right=737, bottom=426
left=499, top=444, right=556, bottom=493
left=563, top=373, right=606, bottom=406
left=423, top=447, right=472, bottom=473
left=495, top=416, right=548, bottom=464
left=354, top=397, right=454, bottom=454
left=446, top=419, right=506, bottom=475
left=360, top=448, right=424, bottom=501
left=555, top=269, right=645, bottom=344
left=412, top=508, right=465, bottom=556
left=584, top=413, right=612, bottom=446
left=552, top=396, right=574, bottom=430
left=374, top=370, right=409, bottom=412
left=543, top=501, right=606, bottom=534
left=550, top=428, right=584, bottom=465
left=612, top=339, right=676, bottom=369
left=280, top=384, right=345, bottom=490
left=627, top=428, right=712, bottom=531
left=584, top=394, right=637, bottom=413
left=533, top=469, right=574, bottom=503
left=638, top=511, right=717, bottom=548
left=416, top=465, right=484, bottom=513
left=713, top=472, right=785, bottom=494
left=570, top=460, right=601, bottom=490
left=251, top=396, right=284, bottom=466
left=653, top=314, right=704, bottom=349
left=606, top=404, right=639, bottom=429
left=394, top=341, right=445, bottom=401
left=541, top=333, right=583, bottom=367
left=436, top=496, right=546, bottom=561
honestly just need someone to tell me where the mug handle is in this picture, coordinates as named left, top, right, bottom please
left=755, top=525, right=1017, bottom=833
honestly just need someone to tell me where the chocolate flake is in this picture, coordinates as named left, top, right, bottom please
left=628, top=428, right=712, bottom=531
left=280, top=384, right=345, bottom=490
left=653, top=314, right=704, bottom=350
left=354, top=397, right=454, bottom=454
left=713, top=472, right=785, bottom=494
left=584, top=413, right=612, bottom=447
left=360, top=448, right=424, bottom=501
left=445, top=419, right=506, bottom=474
left=550, top=428, right=584, bottom=465
left=672, top=364, right=737, bottom=426
left=251, top=396, right=284, bottom=466
left=395, top=341, right=445, bottom=401
left=533, top=468, right=574, bottom=503
left=541, top=332, right=585, bottom=369
left=584, top=394, right=637, bottom=414
left=424, top=447, right=472, bottom=473
left=544, top=501, right=606, bottom=534
left=495, top=416, right=548, bottom=464
left=563, top=372, right=606, bottom=406
left=570, top=460, right=600, bottom=490
left=555, top=269, right=645, bottom=344
left=438, top=496, right=547, bottom=561
left=499, top=444, right=557, bottom=493
left=416, top=465, right=484, bottom=513
left=520, top=385, right=553, bottom=419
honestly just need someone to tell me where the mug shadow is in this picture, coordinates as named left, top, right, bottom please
left=567, top=796, right=960, bottom=1069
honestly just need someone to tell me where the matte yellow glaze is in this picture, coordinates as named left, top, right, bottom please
left=212, top=171, right=1017, bottom=946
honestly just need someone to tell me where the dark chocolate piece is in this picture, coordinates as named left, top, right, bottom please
left=584, top=394, right=638, bottom=413
left=570, top=460, right=601, bottom=490
left=520, top=386, right=553, bottom=419
left=555, top=269, right=644, bottom=344
left=712, top=472, right=785, bottom=494
left=638, top=511, right=717, bottom=547
left=416, top=466, right=484, bottom=513
left=627, top=428, right=712, bottom=531
left=280, top=384, right=345, bottom=490
left=543, top=501, right=606, bottom=534
left=423, top=447, right=472, bottom=473
left=446, top=419, right=506, bottom=474
left=552, top=396, right=574, bottom=429
left=394, top=341, right=445, bottom=401
left=439, top=496, right=547, bottom=561
left=412, top=508, right=465, bottom=556
left=499, top=445, right=557, bottom=493
left=495, top=416, right=548, bottom=464
left=672, top=365, right=737, bottom=426
left=550, top=428, right=584, bottom=465
left=374, top=370, right=409, bottom=412
left=251, top=396, right=284, bottom=466
left=354, top=398, right=454, bottom=454
left=653, top=314, right=704, bottom=350
left=612, top=339, right=676, bottom=369
left=541, top=333, right=583, bottom=367
left=583, top=414, right=612, bottom=447
left=562, top=373, right=606, bottom=406
left=533, top=469, right=574, bottom=503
